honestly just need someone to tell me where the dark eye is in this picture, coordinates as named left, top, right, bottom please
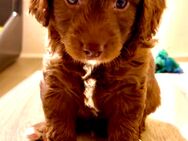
left=116, top=0, right=128, bottom=9
left=67, top=0, right=78, bottom=5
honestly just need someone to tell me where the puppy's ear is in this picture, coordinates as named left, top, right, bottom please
left=29, top=0, right=50, bottom=26
left=123, top=0, right=165, bottom=57
left=138, top=0, right=166, bottom=43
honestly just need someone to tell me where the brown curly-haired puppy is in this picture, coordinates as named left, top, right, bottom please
left=29, top=0, right=165, bottom=140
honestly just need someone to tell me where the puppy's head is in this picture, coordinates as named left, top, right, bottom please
left=30, top=0, right=165, bottom=64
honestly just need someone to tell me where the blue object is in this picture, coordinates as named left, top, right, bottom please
left=155, top=50, right=183, bottom=73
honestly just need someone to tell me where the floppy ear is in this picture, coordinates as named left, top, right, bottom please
left=122, top=0, right=165, bottom=57
left=138, top=0, right=166, bottom=43
left=29, top=0, right=50, bottom=26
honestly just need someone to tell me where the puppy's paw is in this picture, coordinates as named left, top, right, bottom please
left=25, top=122, right=46, bottom=141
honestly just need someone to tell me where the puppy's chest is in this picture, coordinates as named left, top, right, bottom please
left=82, top=64, right=98, bottom=116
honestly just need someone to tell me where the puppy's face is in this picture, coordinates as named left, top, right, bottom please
left=30, top=0, right=165, bottom=64
left=52, top=0, right=139, bottom=64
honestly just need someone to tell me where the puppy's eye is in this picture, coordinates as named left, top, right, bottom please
left=67, top=0, right=78, bottom=5
left=116, top=0, right=128, bottom=9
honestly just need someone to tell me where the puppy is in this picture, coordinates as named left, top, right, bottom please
left=29, top=0, right=165, bottom=140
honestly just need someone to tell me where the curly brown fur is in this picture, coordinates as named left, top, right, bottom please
left=29, top=0, right=165, bottom=140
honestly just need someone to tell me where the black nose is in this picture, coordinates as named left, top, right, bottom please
left=83, top=43, right=103, bottom=58
left=83, top=49, right=102, bottom=58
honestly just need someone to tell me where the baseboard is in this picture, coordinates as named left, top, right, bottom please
left=20, top=53, right=43, bottom=58
left=174, top=57, right=188, bottom=62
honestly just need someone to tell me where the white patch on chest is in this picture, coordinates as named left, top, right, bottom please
left=82, top=62, right=99, bottom=116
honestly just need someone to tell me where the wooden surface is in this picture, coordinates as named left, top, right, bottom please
left=0, top=71, right=188, bottom=141
left=0, top=58, right=42, bottom=96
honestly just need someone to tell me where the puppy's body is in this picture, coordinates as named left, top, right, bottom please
left=30, top=0, right=165, bottom=140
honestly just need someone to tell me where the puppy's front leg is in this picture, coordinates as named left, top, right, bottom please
left=40, top=77, right=78, bottom=141
left=106, top=95, right=145, bottom=141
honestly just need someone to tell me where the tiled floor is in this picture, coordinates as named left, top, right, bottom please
left=0, top=58, right=42, bottom=97
left=151, top=73, right=188, bottom=139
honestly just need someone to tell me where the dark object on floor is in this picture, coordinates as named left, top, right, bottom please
left=0, top=0, right=22, bottom=71
left=155, top=50, right=183, bottom=73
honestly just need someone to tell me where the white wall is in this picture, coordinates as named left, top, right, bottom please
left=21, top=0, right=188, bottom=58
left=154, top=0, right=188, bottom=57
left=21, top=0, right=47, bottom=57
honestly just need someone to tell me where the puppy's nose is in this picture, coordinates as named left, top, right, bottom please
left=83, top=43, right=103, bottom=58
left=83, top=49, right=102, bottom=58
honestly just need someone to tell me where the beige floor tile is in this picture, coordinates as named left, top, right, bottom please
left=0, top=58, right=42, bottom=96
